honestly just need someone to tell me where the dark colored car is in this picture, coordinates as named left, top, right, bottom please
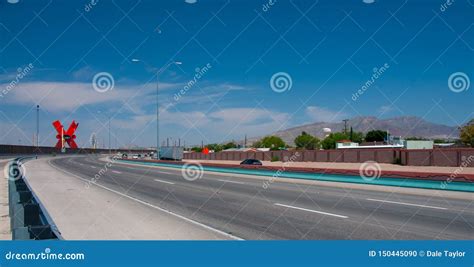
left=240, top=159, right=263, bottom=166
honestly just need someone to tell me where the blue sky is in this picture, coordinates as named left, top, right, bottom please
left=0, top=0, right=473, bottom=148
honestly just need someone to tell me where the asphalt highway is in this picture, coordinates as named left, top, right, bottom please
left=48, top=155, right=473, bottom=240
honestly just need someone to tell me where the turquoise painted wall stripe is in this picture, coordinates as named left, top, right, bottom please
left=118, top=160, right=474, bottom=193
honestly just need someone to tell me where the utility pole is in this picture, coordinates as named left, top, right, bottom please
left=244, top=134, right=247, bottom=148
left=343, top=119, right=349, bottom=134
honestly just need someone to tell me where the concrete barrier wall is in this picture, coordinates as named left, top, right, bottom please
left=0, top=144, right=153, bottom=155
left=184, top=148, right=474, bottom=167
left=400, top=149, right=474, bottom=167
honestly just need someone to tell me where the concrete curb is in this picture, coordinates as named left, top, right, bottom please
left=118, top=159, right=474, bottom=193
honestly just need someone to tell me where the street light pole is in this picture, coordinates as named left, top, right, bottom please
left=132, top=59, right=182, bottom=160
left=36, top=104, right=39, bottom=148
left=108, top=116, right=111, bottom=154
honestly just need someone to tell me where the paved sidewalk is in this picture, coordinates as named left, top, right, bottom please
left=23, top=157, right=233, bottom=240
left=0, top=159, right=12, bottom=240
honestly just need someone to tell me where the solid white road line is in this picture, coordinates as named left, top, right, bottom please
left=218, top=179, right=245, bottom=185
left=90, top=166, right=97, bottom=169
left=366, top=198, right=447, bottom=210
left=274, top=203, right=348, bottom=219
left=111, top=170, right=122, bottom=174
left=154, top=179, right=175, bottom=185
left=48, top=160, right=243, bottom=240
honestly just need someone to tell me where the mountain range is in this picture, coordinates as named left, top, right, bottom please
left=251, top=116, right=461, bottom=146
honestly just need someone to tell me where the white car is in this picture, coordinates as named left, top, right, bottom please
left=132, top=154, right=139, bottom=159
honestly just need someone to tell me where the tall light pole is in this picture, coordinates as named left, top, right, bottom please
left=97, top=111, right=112, bottom=154
left=108, top=117, right=111, bottom=154
left=36, top=104, right=39, bottom=147
left=132, top=59, right=182, bottom=159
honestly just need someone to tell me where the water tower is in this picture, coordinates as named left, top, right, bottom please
left=323, top=128, right=332, bottom=138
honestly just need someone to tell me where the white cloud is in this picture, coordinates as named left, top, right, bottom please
left=305, top=105, right=347, bottom=122
left=0, top=81, right=184, bottom=113
left=378, top=105, right=395, bottom=114
left=0, top=79, right=280, bottom=146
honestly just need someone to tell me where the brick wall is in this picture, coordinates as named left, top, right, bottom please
left=184, top=148, right=474, bottom=167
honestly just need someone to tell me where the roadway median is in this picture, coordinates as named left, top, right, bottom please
left=116, top=158, right=474, bottom=193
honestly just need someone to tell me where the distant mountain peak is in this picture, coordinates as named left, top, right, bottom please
left=270, top=116, right=459, bottom=145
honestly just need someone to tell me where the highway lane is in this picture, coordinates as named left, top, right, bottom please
left=48, top=155, right=474, bottom=240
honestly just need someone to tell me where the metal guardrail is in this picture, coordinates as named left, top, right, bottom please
left=7, top=157, right=61, bottom=240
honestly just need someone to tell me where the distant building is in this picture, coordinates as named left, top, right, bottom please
left=404, top=140, right=434, bottom=149
left=336, top=140, right=359, bottom=149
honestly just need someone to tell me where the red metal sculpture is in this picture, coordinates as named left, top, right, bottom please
left=52, top=120, right=79, bottom=149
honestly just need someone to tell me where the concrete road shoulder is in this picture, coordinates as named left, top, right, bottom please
left=0, top=159, right=12, bottom=240
left=23, top=157, right=235, bottom=240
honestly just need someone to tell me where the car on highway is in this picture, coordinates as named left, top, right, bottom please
left=240, top=159, right=262, bottom=166
left=132, top=154, right=139, bottom=159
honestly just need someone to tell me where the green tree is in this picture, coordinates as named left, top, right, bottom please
left=259, top=136, right=286, bottom=150
left=206, top=143, right=223, bottom=152
left=321, top=132, right=349, bottom=150
left=294, top=131, right=321, bottom=150
left=460, top=123, right=474, bottom=147
left=191, top=146, right=202, bottom=152
left=252, top=140, right=262, bottom=148
left=351, top=131, right=365, bottom=143
left=365, top=130, right=387, bottom=142
left=222, top=142, right=237, bottom=150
